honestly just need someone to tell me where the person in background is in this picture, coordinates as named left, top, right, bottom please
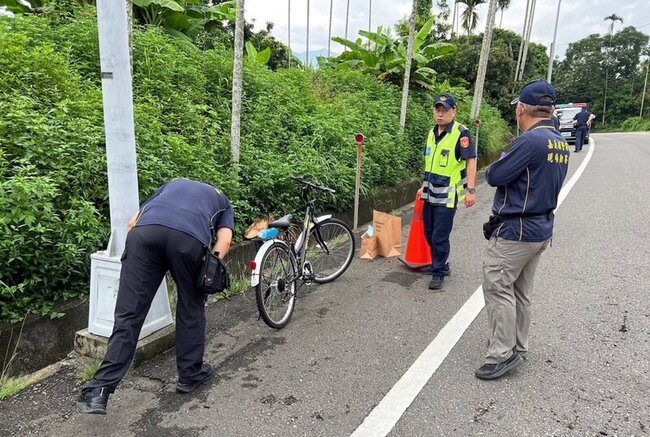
left=572, top=106, right=595, bottom=152
left=421, top=94, right=477, bottom=290
left=78, top=178, right=234, bottom=414
left=476, top=80, right=569, bottom=380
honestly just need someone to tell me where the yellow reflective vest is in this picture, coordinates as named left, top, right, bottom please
left=421, top=121, right=468, bottom=208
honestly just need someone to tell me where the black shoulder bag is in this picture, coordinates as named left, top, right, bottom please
left=196, top=249, right=230, bottom=294
left=482, top=215, right=504, bottom=240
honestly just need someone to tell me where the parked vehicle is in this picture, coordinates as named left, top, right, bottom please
left=554, top=103, right=590, bottom=145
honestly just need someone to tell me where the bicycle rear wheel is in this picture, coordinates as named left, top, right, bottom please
left=255, top=242, right=297, bottom=329
left=306, top=218, right=355, bottom=283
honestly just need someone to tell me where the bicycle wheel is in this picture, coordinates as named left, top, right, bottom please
left=255, top=242, right=297, bottom=329
left=306, top=218, right=355, bottom=283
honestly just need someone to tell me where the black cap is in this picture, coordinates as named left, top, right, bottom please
left=511, top=79, right=556, bottom=106
left=434, top=94, right=457, bottom=109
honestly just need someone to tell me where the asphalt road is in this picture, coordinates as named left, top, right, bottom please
left=1, top=132, right=648, bottom=437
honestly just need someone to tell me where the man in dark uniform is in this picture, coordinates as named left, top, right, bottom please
left=421, top=94, right=477, bottom=290
left=78, top=178, right=234, bottom=414
left=476, top=80, right=569, bottom=380
left=572, top=106, right=595, bottom=152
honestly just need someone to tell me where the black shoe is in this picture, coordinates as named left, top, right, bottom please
left=475, top=352, right=524, bottom=380
left=428, top=275, right=444, bottom=290
left=420, top=263, right=451, bottom=276
left=177, top=364, right=214, bottom=394
left=77, top=387, right=109, bottom=415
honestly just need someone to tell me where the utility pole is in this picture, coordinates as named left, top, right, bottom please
left=86, top=0, right=172, bottom=339
left=345, top=0, right=350, bottom=41
left=470, top=0, right=499, bottom=122
left=306, top=0, right=310, bottom=68
left=641, top=59, right=649, bottom=117
left=546, top=0, right=561, bottom=83
left=327, top=0, right=333, bottom=57
left=288, top=0, right=291, bottom=67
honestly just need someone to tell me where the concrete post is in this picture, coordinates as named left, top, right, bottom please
left=88, top=0, right=172, bottom=339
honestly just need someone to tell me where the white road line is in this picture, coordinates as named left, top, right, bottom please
left=351, top=139, right=596, bottom=437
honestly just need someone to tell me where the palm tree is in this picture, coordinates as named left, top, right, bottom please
left=399, top=0, right=418, bottom=131
left=230, top=0, right=244, bottom=164
left=458, top=0, right=486, bottom=36
left=470, top=0, right=498, bottom=121
left=497, top=0, right=510, bottom=28
left=604, top=14, right=623, bottom=35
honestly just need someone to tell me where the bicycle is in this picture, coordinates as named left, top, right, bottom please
left=250, top=177, right=356, bottom=329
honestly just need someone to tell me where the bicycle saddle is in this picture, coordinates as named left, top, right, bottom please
left=269, top=214, right=292, bottom=230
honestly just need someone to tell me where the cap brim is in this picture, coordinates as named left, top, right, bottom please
left=434, top=102, right=454, bottom=109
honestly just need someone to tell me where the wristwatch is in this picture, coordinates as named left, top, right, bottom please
left=467, top=187, right=476, bottom=194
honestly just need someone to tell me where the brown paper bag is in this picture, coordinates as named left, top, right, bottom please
left=360, top=233, right=379, bottom=259
left=373, top=210, right=402, bottom=257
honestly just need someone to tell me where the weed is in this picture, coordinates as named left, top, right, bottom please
left=77, top=359, right=102, bottom=384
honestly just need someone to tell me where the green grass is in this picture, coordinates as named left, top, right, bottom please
left=0, top=375, right=32, bottom=400
left=77, top=359, right=102, bottom=385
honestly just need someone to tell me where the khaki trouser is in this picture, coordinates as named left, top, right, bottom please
left=482, top=236, right=550, bottom=364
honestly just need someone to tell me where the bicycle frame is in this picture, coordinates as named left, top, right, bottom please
left=250, top=209, right=332, bottom=288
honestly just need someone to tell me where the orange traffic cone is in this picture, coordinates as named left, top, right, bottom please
left=399, top=188, right=432, bottom=270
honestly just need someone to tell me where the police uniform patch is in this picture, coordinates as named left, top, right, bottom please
left=460, top=136, right=470, bottom=148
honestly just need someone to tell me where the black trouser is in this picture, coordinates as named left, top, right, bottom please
left=575, top=125, right=588, bottom=151
left=422, top=202, right=457, bottom=277
left=85, top=225, right=209, bottom=393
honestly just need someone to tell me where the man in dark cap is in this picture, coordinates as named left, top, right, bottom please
left=78, top=178, right=234, bottom=414
left=421, top=93, right=477, bottom=290
left=476, top=80, right=569, bottom=380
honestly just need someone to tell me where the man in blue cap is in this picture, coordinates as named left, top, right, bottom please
left=421, top=93, right=477, bottom=290
left=476, top=80, right=569, bottom=380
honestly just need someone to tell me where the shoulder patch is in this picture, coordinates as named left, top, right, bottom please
left=460, top=136, right=470, bottom=148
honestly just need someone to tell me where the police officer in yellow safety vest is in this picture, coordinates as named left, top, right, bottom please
left=421, top=94, right=477, bottom=290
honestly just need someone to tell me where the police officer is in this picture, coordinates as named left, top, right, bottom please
left=78, top=178, right=234, bottom=414
left=476, top=80, right=569, bottom=380
left=572, top=106, right=595, bottom=152
left=421, top=94, right=477, bottom=290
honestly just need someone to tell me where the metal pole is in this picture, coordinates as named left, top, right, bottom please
left=288, top=0, right=291, bottom=67
left=368, top=0, right=372, bottom=32
left=328, top=0, right=333, bottom=57
left=354, top=135, right=364, bottom=230
left=306, top=0, right=310, bottom=69
left=345, top=0, right=350, bottom=40
left=546, top=0, right=561, bottom=83
left=641, top=60, right=649, bottom=117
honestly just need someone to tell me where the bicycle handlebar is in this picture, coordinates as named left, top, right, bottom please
left=290, top=176, right=336, bottom=194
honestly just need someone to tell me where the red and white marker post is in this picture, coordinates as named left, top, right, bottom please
left=354, top=133, right=365, bottom=230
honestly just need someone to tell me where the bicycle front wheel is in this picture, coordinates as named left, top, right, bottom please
left=255, top=242, right=297, bottom=329
left=306, top=218, right=355, bottom=283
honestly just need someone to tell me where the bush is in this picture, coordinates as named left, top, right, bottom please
left=620, top=116, right=650, bottom=132
left=0, top=10, right=509, bottom=323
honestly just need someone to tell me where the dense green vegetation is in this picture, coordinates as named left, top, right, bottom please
left=0, top=9, right=510, bottom=323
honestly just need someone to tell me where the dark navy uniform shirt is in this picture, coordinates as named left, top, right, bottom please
left=573, top=110, right=592, bottom=127
left=136, top=178, right=235, bottom=247
left=486, top=119, right=569, bottom=242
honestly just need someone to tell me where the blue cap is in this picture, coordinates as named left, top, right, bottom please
left=434, top=94, right=457, bottom=109
left=512, top=79, right=556, bottom=106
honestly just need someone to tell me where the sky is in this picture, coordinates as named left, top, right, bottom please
left=244, top=0, right=650, bottom=61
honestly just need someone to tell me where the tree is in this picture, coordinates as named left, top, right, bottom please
left=400, top=0, right=418, bottom=130
left=230, top=0, right=244, bottom=165
left=554, top=27, right=649, bottom=126
left=457, top=0, right=486, bottom=36
left=497, top=0, right=510, bottom=28
left=604, top=14, right=623, bottom=35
